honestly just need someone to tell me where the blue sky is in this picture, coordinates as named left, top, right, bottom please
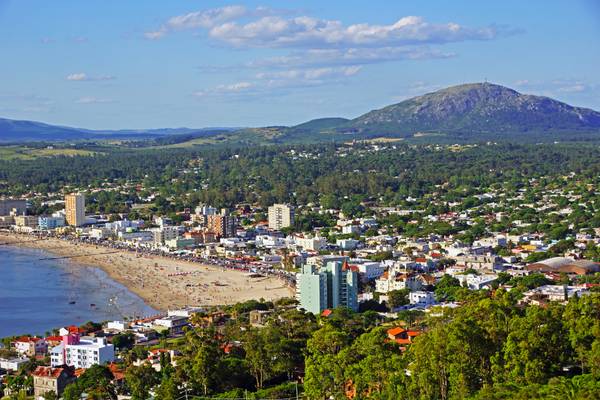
left=0, top=0, right=599, bottom=129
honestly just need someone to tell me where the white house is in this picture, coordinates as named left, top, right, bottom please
left=458, top=274, right=499, bottom=290
left=294, top=235, right=327, bottom=251
left=342, top=225, right=360, bottom=235
left=153, top=315, right=189, bottom=334
left=355, top=262, right=385, bottom=280
left=337, top=238, right=360, bottom=251
left=375, top=273, right=423, bottom=293
left=409, top=291, right=436, bottom=307
left=13, top=337, right=47, bottom=357
left=0, top=357, right=29, bottom=372
left=106, top=321, right=129, bottom=332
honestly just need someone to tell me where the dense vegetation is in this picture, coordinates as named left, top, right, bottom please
left=2, top=142, right=600, bottom=243
left=2, top=142, right=600, bottom=203
left=5, top=292, right=600, bottom=399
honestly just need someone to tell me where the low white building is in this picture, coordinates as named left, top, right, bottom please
left=153, top=315, right=189, bottom=334
left=106, top=321, right=129, bottom=332
left=355, top=262, right=385, bottom=280
left=457, top=274, right=498, bottom=290
left=342, top=225, right=360, bottom=235
left=294, top=235, right=327, bottom=251
left=375, top=273, right=423, bottom=293
left=409, top=291, right=436, bottom=307
left=255, top=235, right=286, bottom=249
left=168, top=307, right=204, bottom=318
left=337, top=238, right=359, bottom=251
left=522, top=285, right=591, bottom=303
left=0, top=357, right=29, bottom=372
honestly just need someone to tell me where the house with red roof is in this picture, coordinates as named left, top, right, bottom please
left=13, top=336, right=47, bottom=357
left=58, top=326, right=86, bottom=336
left=386, top=327, right=422, bottom=351
left=32, top=366, right=75, bottom=399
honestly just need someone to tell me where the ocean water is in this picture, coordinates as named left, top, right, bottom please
left=0, top=246, right=157, bottom=338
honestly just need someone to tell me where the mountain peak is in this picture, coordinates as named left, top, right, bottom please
left=349, top=82, right=600, bottom=136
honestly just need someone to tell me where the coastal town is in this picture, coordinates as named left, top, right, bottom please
left=2, top=142, right=600, bottom=398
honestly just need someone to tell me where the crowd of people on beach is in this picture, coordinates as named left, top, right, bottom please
left=9, top=230, right=298, bottom=289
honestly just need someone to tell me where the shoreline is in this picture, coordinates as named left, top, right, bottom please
left=0, top=232, right=294, bottom=312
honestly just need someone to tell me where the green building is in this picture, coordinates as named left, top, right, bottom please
left=296, top=261, right=358, bottom=314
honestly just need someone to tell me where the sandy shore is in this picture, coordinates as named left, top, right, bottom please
left=0, top=233, right=293, bottom=311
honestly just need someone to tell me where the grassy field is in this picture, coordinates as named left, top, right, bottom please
left=154, top=137, right=221, bottom=148
left=0, top=145, right=97, bottom=160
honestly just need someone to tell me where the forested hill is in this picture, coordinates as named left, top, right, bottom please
left=348, top=83, right=600, bottom=137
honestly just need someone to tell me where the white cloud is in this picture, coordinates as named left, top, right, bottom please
left=256, top=66, right=361, bottom=81
left=145, top=5, right=251, bottom=40
left=194, top=66, right=362, bottom=98
left=208, top=15, right=502, bottom=48
left=147, top=7, right=509, bottom=49
left=512, top=78, right=599, bottom=105
left=66, top=73, right=115, bottom=82
left=193, top=81, right=255, bottom=97
left=514, top=79, right=594, bottom=94
left=75, top=96, right=114, bottom=104
left=247, top=46, right=453, bottom=69
left=67, top=73, right=88, bottom=81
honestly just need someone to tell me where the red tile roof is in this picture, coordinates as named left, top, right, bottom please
left=16, top=336, right=43, bottom=343
left=32, top=366, right=65, bottom=379
left=387, top=327, right=404, bottom=337
left=108, top=363, right=125, bottom=381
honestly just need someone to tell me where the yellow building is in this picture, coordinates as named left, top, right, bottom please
left=65, top=194, right=85, bottom=227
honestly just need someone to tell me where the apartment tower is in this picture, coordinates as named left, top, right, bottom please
left=65, top=194, right=85, bottom=227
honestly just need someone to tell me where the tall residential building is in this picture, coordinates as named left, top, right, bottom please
left=0, top=199, right=28, bottom=216
left=268, top=204, right=295, bottom=230
left=206, top=213, right=236, bottom=238
left=50, top=334, right=114, bottom=369
left=153, top=226, right=179, bottom=245
left=65, top=194, right=85, bottom=227
left=296, top=261, right=359, bottom=314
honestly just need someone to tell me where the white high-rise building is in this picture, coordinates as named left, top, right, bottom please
left=268, top=204, right=295, bottom=231
left=50, top=335, right=114, bottom=369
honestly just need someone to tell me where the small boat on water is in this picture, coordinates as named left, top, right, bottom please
left=69, top=301, right=76, bottom=305
left=90, top=303, right=96, bottom=307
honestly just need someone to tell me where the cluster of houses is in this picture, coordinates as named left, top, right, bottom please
left=4, top=192, right=600, bottom=316
left=0, top=306, right=213, bottom=399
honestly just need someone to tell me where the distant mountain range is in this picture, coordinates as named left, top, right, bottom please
left=0, top=118, right=238, bottom=142
left=247, top=82, right=600, bottom=144
left=2, top=83, right=600, bottom=144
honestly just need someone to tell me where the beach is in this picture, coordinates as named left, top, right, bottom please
left=0, top=233, right=294, bottom=311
